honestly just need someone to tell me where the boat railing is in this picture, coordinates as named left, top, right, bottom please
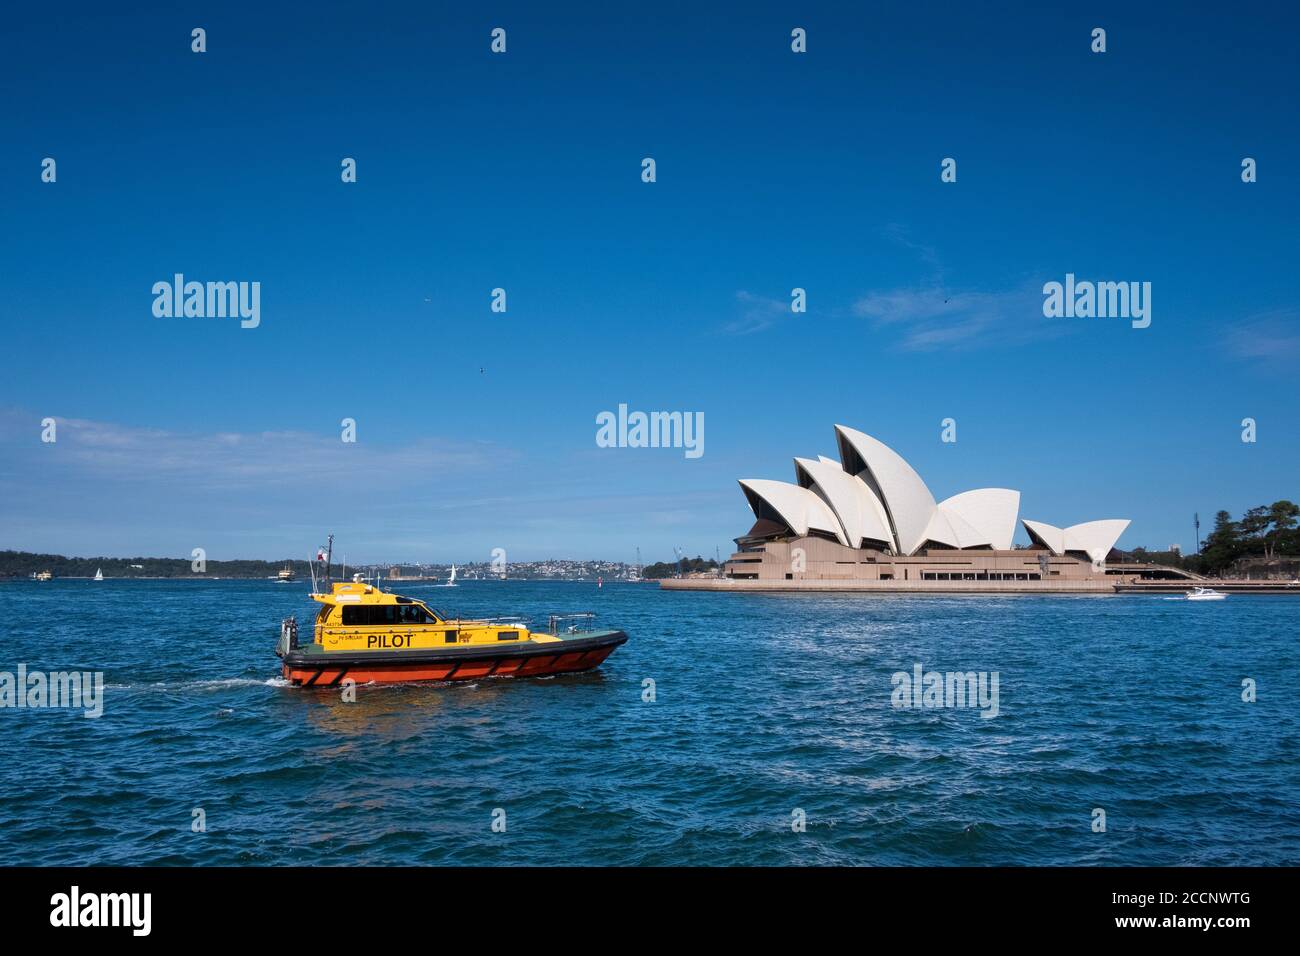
left=479, top=615, right=532, bottom=628
left=548, top=612, right=596, bottom=635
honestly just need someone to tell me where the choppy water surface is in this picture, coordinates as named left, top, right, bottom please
left=1, top=579, right=1296, bottom=865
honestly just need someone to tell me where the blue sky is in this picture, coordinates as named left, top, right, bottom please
left=2, top=1, right=1297, bottom=563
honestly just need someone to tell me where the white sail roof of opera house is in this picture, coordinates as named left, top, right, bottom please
left=921, top=504, right=993, bottom=551
left=792, top=456, right=894, bottom=549
left=738, top=479, right=848, bottom=545
left=1021, top=518, right=1131, bottom=564
left=737, top=426, right=1127, bottom=558
left=937, top=488, right=1021, bottom=551
left=834, top=425, right=937, bottom=555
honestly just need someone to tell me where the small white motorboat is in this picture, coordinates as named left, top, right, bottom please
left=1185, top=586, right=1226, bottom=601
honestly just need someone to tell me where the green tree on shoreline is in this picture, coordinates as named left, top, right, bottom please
left=1185, top=500, right=1299, bottom=573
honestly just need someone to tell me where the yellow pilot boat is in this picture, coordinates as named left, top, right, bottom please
left=275, top=539, right=627, bottom=687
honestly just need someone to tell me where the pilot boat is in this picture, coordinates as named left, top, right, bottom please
left=275, top=537, right=627, bottom=687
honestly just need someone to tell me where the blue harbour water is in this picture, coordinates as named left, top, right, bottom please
left=1, top=579, right=1296, bottom=866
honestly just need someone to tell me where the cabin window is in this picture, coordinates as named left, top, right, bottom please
left=497, top=631, right=515, bottom=641
left=444, top=630, right=458, bottom=644
left=398, top=605, right=432, bottom=624
left=341, top=605, right=409, bottom=626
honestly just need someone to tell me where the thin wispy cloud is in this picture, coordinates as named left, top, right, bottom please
left=0, top=408, right=733, bottom=560
left=1223, top=310, right=1300, bottom=366
left=879, top=223, right=944, bottom=276
left=852, top=226, right=1061, bottom=351
left=723, top=290, right=791, bottom=335
left=0, top=409, right=505, bottom=491
left=853, top=283, right=1062, bottom=351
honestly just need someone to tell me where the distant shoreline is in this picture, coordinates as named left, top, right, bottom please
left=3, top=576, right=655, bottom=583
left=0, top=549, right=675, bottom=581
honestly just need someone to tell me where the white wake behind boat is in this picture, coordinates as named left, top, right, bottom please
left=1185, top=586, right=1226, bottom=601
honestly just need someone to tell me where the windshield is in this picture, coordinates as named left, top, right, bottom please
left=340, top=603, right=443, bottom=626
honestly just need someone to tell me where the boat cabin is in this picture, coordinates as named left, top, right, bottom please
left=310, top=581, right=529, bottom=651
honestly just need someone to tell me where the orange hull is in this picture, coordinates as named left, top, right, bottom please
left=282, top=644, right=619, bottom=687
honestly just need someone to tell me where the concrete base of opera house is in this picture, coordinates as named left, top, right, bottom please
left=659, top=577, right=1122, bottom=593
left=659, top=576, right=1300, bottom=593
left=695, top=534, right=1134, bottom=591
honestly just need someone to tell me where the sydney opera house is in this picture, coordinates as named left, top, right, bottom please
left=677, top=425, right=1134, bottom=591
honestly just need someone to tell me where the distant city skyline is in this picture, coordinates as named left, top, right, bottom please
left=2, top=2, right=1296, bottom=562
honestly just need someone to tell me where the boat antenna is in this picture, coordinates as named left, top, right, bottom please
left=324, top=534, right=334, bottom=589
